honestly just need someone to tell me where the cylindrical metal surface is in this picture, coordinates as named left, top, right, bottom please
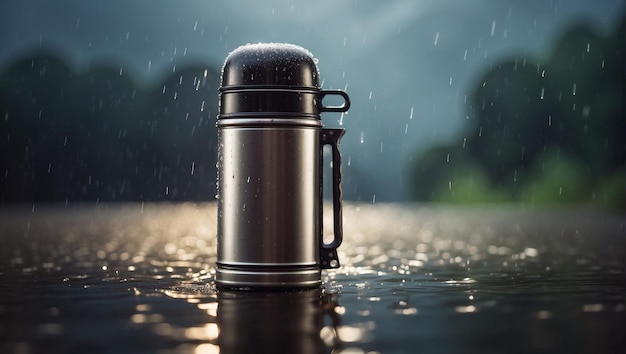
left=217, top=119, right=322, bottom=288
left=215, top=43, right=348, bottom=289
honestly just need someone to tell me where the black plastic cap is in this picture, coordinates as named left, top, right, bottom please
left=218, top=43, right=349, bottom=119
left=221, top=43, right=319, bottom=89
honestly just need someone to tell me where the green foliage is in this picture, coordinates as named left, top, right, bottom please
left=410, top=16, right=625, bottom=209
left=593, top=167, right=626, bottom=209
left=0, top=51, right=221, bottom=202
left=433, top=161, right=509, bottom=204
left=518, top=148, right=589, bottom=205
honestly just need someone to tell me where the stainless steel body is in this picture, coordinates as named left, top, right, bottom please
left=217, top=119, right=322, bottom=287
left=214, top=43, right=349, bottom=289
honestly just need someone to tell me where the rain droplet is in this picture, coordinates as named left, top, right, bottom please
left=582, top=105, right=591, bottom=118
left=323, top=282, right=343, bottom=294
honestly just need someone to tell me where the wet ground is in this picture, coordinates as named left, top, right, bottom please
left=0, top=203, right=624, bottom=353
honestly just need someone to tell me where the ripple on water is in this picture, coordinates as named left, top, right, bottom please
left=0, top=203, right=623, bottom=354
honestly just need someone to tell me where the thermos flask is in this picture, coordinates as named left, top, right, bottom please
left=216, top=43, right=350, bottom=289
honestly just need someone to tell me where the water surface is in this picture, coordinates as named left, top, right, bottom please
left=0, top=203, right=623, bottom=353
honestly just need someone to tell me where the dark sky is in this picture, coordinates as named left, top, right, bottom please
left=1, top=0, right=623, bottom=200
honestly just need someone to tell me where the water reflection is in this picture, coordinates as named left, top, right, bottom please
left=159, top=287, right=345, bottom=354
left=0, top=203, right=623, bottom=353
left=218, top=290, right=326, bottom=353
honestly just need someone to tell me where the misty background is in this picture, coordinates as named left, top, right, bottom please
left=1, top=0, right=624, bottom=206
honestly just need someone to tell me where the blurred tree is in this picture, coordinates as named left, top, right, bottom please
left=0, top=51, right=219, bottom=203
left=412, top=16, right=625, bottom=208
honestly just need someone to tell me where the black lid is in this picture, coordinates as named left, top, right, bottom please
left=218, top=43, right=349, bottom=119
left=221, top=43, right=319, bottom=88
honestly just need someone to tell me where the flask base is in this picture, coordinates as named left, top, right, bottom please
left=216, top=263, right=321, bottom=290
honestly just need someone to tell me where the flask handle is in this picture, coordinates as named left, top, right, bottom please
left=320, top=128, right=345, bottom=269
left=319, top=90, right=350, bottom=113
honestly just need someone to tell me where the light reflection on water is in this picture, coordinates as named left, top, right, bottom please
left=0, top=203, right=624, bottom=353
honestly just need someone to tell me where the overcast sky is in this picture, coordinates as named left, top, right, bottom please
left=1, top=0, right=623, bottom=200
